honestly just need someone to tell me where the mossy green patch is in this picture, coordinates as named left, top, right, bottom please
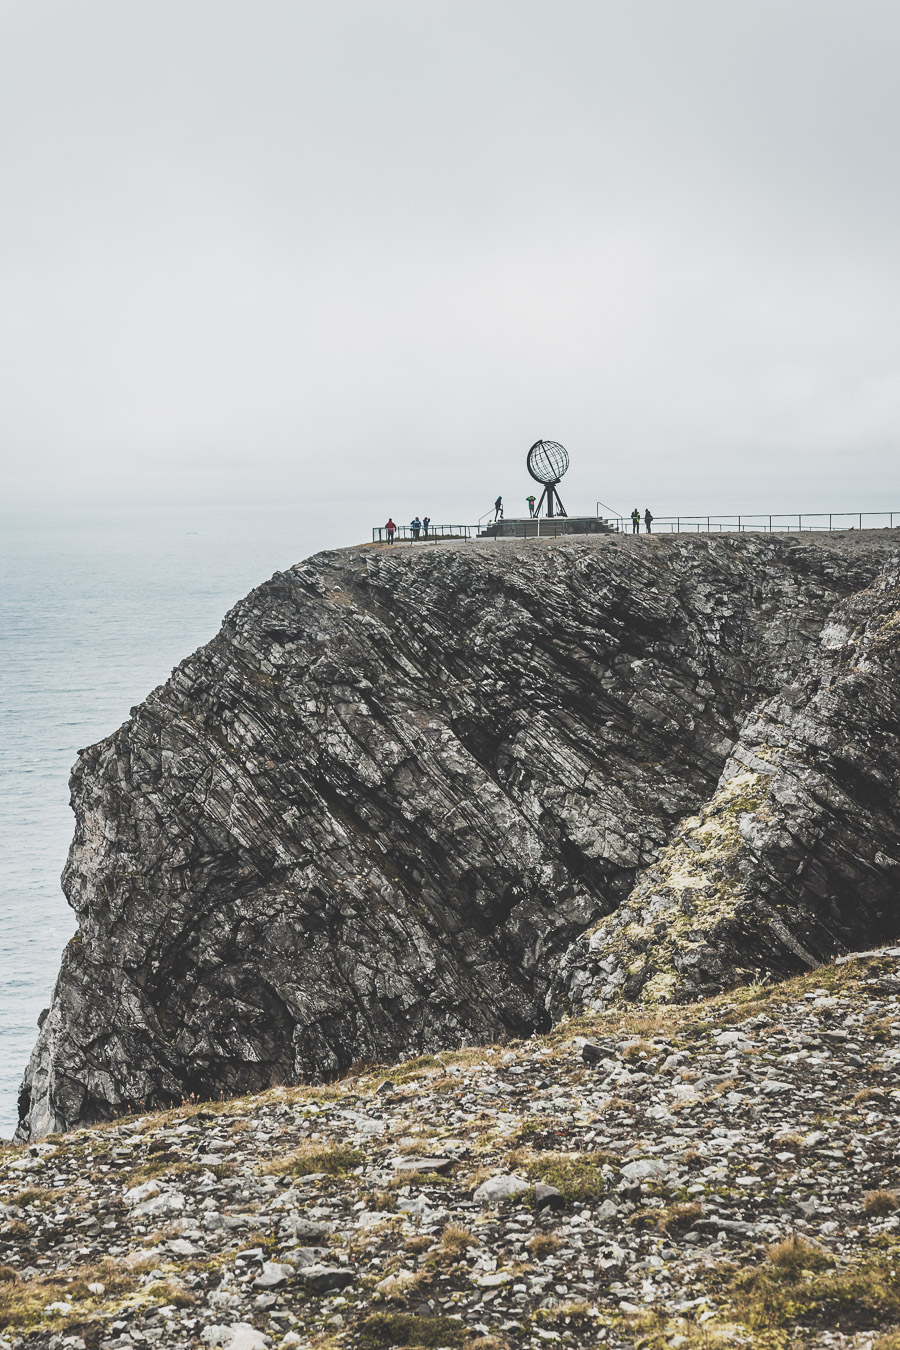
left=358, top=1310, right=466, bottom=1346
left=505, top=1148, right=612, bottom=1202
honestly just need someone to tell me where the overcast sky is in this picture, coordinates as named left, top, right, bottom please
left=3, top=0, right=900, bottom=529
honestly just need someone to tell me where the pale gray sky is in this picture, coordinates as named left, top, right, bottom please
left=3, top=0, right=900, bottom=531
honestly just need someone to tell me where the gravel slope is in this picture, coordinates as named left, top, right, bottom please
left=3, top=950, right=900, bottom=1349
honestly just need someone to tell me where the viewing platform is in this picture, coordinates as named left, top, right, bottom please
left=478, top=515, right=614, bottom=538
left=370, top=510, right=900, bottom=544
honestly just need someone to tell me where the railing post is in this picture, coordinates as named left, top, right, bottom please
left=829, top=515, right=832, bottom=532
left=799, top=515, right=802, bottom=532
left=769, top=515, right=772, bottom=532
left=859, top=513, right=862, bottom=530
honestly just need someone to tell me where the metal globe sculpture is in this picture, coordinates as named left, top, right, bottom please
left=527, top=439, right=569, bottom=486
left=526, top=439, right=569, bottom=518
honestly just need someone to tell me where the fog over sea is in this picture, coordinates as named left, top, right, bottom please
left=0, top=505, right=341, bottom=1138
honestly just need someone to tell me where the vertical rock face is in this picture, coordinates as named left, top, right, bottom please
left=17, top=534, right=900, bottom=1138
left=555, top=557, right=900, bottom=1011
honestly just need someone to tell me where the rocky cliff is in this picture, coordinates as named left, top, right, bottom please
left=18, top=532, right=900, bottom=1139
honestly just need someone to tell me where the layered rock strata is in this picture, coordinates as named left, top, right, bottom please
left=18, top=532, right=900, bottom=1138
left=557, top=554, right=900, bottom=1011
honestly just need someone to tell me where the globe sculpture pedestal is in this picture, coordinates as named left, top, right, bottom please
left=478, top=516, right=614, bottom=539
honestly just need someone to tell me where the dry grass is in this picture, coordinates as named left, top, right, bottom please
left=527, top=1232, right=561, bottom=1259
left=262, top=1140, right=366, bottom=1178
left=659, top=1201, right=703, bottom=1234
left=9, top=1187, right=56, bottom=1207
left=439, top=1225, right=478, bottom=1258
left=765, top=1233, right=832, bottom=1274
left=864, top=1190, right=899, bottom=1218
left=621, top=1039, right=655, bottom=1062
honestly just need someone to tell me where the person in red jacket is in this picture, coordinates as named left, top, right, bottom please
left=385, top=518, right=396, bottom=543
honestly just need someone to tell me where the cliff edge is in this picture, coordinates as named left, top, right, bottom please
left=18, top=532, right=900, bottom=1138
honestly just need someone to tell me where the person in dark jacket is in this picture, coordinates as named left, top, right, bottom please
left=644, top=508, right=653, bottom=533
left=631, top=508, right=640, bottom=534
left=494, top=496, right=503, bottom=521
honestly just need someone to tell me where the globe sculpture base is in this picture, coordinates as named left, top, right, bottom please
left=478, top=515, right=614, bottom=539
left=534, top=482, right=567, bottom=518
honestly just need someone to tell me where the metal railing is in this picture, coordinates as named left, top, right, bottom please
left=371, top=524, right=475, bottom=543
left=372, top=511, right=900, bottom=544
left=609, top=511, right=900, bottom=535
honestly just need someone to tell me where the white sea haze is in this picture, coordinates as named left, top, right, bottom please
left=0, top=505, right=341, bottom=1138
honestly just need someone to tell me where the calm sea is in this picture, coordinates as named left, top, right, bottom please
left=0, top=505, right=340, bottom=1138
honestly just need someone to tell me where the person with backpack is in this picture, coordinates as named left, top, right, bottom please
left=385, top=518, right=396, bottom=543
left=644, top=508, right=654, bottom=533
left=527, top=494, right=536, bottom=518
left=631, top=508, right=640, bottom=534
left=411, top=517, right=421, bottom=540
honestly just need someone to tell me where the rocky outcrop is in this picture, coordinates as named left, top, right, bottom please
left=556, top=554, right=900, bottom=1012
left=18, top=532, right=900, bottom=1138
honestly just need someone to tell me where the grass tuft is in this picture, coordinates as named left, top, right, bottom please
left=359, top=1311, right=466, bottom=1346
left=264, top=1141, right=366, bottom=1177
left=864, top=1190, right=899, bottom=1218
left=659, top=1202, right=703, bottom=1234
left=504, top=1148, right=610, bottom=1202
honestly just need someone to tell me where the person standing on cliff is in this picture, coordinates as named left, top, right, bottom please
left=422, top=516, right=430, bottom=538
left=494, top=496, right=503, bottom=521
left=631, top=508, right=640, bottom=533
left=385, top=518, right=396, bottom=543
left=644, top=508, right=653, bottom=533
left=527, top=494, right=536, bottom=518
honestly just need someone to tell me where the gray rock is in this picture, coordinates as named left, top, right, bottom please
left=295, top=1264, right=354, bottom=1293
left=533, top=1182, right=565, bottom=1211
left=286, top=1246, right=329, bottom=1267
left=621, top=1159, right=669, bottom=1183
left=284, top=1217, right=332, bottom=1242
left=251, top=1261, right=294, bottom=1289
left=474, top=1174, right=532, bottom=1204
left=693, top=1217, right=760, bottom=1238
left=579, top=1037, right=614, bottom=1064
left=393, top=1155, right=456, bottom=1174
left=201, top=1327, right=270, bottom=1350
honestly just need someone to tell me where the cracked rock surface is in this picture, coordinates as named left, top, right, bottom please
left=17, top=531, right=900, bottom=1138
